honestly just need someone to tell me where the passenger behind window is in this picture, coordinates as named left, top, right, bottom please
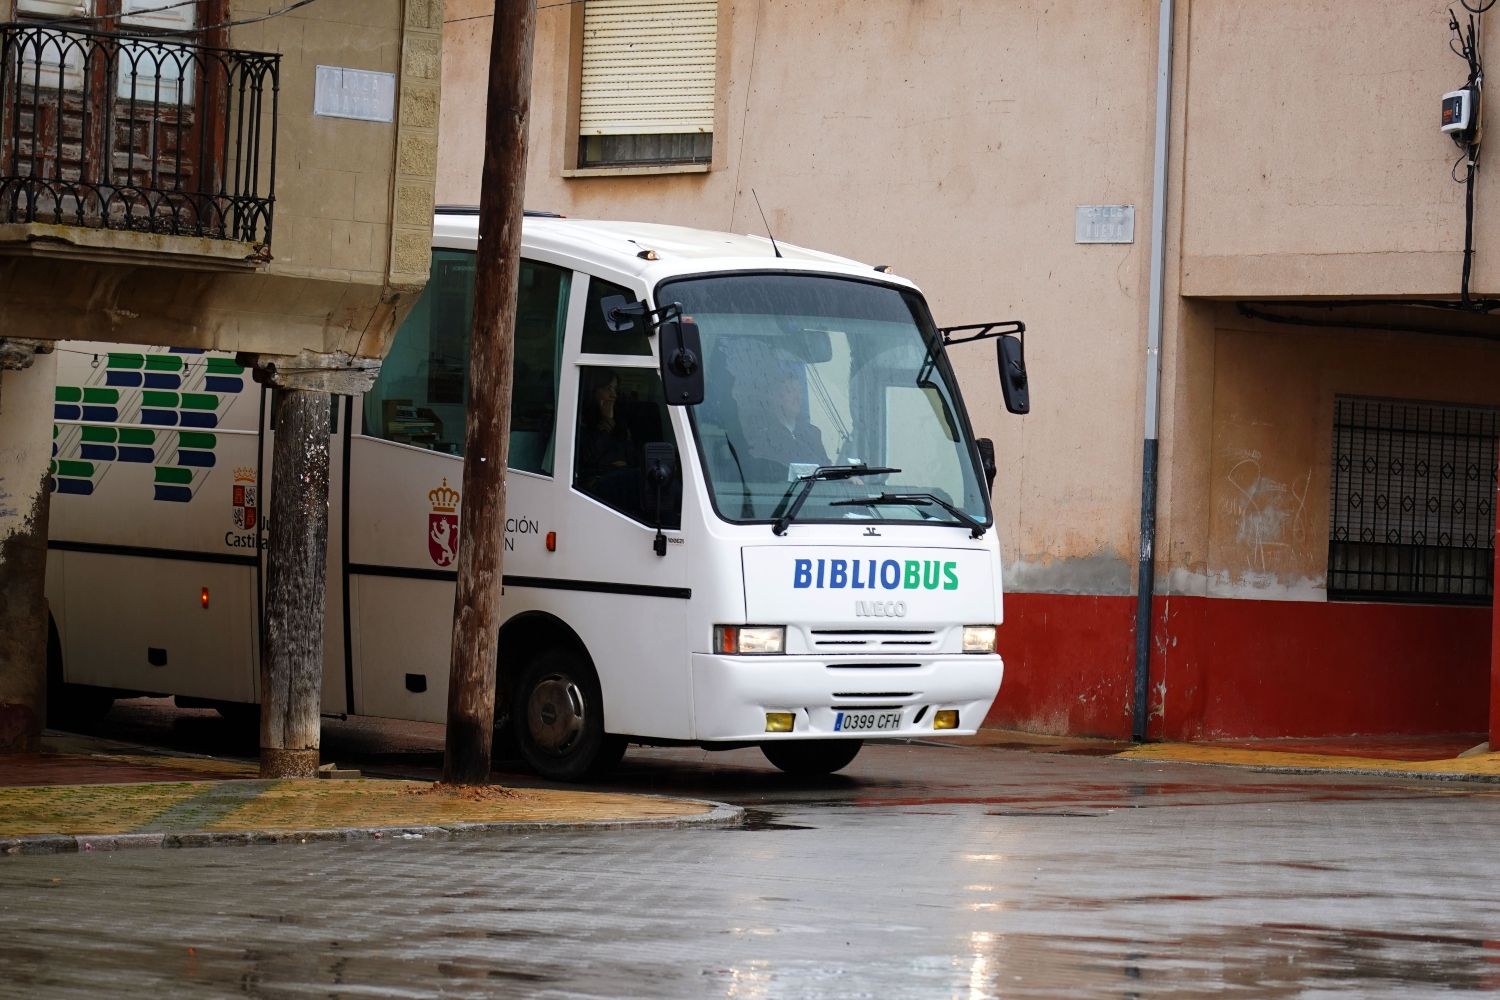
left=574, top=367, right=681, bottom=528
left=577, top=368, right=632, bottom=484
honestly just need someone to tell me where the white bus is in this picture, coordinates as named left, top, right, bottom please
left=44, top=210, right=1030, bottom=780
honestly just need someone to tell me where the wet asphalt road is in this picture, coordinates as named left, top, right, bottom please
left=4, top=703, right=1500, bottom=998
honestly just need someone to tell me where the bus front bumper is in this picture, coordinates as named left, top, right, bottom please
left=690, top=653, right=1003, bottom=742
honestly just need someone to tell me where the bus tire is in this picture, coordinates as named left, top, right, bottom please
left=513, top=648, right=625, bottom=782
left=45, top=615, right=114, bottom=731
left=760, top=739, right=863, bottom=776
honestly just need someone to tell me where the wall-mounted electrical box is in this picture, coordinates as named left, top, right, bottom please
left=1442, top=88, right=1476, bottom=135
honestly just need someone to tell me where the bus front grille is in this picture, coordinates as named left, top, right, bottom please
left=809, top=629, right=939, bottom=653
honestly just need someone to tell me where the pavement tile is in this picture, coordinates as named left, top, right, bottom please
left=0, top=782, right=206, bottom=836
left=0, top=732, right=740, bottom=853
left=206, top=780, right=719, bottom=833
left=0, top=751, right=254, bottom=787
left=9, top=724, right=1497, bottom=858
left=0, top=775, right=736, bottom=853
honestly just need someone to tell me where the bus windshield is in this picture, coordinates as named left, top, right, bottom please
left=659, top=272, right=990, bottom=530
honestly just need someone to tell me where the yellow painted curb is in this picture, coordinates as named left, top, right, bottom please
left=1115, top=743, right=1500, bottom=778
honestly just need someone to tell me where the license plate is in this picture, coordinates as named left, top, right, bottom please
left=834, top=710, right=902, bottom=732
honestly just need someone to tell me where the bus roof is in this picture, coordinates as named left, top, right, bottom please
left=432, top=211, right=917, bottom=290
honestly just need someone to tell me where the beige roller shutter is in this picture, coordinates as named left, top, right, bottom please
left=580, top=0, right=717, bottom=136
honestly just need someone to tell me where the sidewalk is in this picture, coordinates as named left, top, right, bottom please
left=10, top=727, right=1498, bottom=857
left=951, top=728, right=1500, bottom=782
left=0, top=732, right=740, bottom=856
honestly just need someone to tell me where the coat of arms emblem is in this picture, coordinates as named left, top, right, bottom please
left=232, top=468, right=258, bottom=530
left=428, top=478, right=460, bottom=567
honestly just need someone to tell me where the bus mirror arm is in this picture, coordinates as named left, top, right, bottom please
left=643, top=442, right=676, bottom=557
left=600, top=295, right=682, bottom=335
left=938, top=320, right=1030, bottom=416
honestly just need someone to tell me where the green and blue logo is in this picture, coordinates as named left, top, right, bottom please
left=51, top=349, right=246, bottom=502
left=793, top=558, right=958, bottom=591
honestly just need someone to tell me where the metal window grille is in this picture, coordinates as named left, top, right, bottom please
left=1328, top=395, right=1498, bottom=604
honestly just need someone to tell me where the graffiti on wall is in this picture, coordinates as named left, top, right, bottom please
left=1222, top=449, right=1312, bottom=575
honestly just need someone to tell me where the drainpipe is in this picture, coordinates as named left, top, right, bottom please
left=1133, top=0, right=1176, bottom=742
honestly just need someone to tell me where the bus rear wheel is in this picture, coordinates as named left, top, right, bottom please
left=512, top=648, right=625, bottom=782
left=761, top=739, right=863, bottom=776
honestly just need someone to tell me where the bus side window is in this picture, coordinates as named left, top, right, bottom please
left=362, top=252, right=570, bottom=474
left=510, top=260, right=571, bottom=474
left=580, top=277, right=651, bottom=356
left=574, top=365, right=681, bottom=528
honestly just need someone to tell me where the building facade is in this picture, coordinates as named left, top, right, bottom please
left=0, top=0, right=443, bottom=750
left=437, top=0, right=1500, bottom=742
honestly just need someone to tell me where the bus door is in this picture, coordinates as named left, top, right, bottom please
left=542, top=273, right=691, bottom=739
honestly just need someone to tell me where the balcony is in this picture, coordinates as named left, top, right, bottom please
left=0, top=21, right=278, bottom=253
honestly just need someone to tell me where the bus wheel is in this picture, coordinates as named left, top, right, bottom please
left=761, top=739, right=863, bottom=776
left=513, top=649, right=625, bottom=782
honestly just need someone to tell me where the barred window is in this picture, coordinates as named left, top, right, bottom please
left=1328, top=395, right=1498, bottom=604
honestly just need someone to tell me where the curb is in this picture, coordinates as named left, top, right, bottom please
left=0, top=799, right=744, bottom=856
left=1110, top=749, right=1500, bottom=784
left=1115, top=757, right=1500, bottom=784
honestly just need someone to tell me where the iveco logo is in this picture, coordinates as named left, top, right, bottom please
left=855, top=600, right=907, bottom=618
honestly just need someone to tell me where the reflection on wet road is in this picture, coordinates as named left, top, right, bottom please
left=5, top=705, right=1500, bottom=997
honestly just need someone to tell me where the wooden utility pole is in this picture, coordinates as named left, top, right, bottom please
left=443, top=0, right=536, bottom=785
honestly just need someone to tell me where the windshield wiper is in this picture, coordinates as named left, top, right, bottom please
left=772, top=464, right=899, bottom=536
left=832, top=492, right=988, bottom=538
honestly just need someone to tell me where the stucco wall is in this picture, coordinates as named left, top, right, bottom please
left=441, top=0, right=1163, bottom=595
left=0, top=0, right=442, bottom=360
left=438, top=0, right=1500, bottom=604
left=1181, top=0, right=1498, bottom=298
left=1203, top=311, right=1500, bottom=600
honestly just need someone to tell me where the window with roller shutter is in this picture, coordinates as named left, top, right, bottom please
left=577, top=0, right=716, bottom=168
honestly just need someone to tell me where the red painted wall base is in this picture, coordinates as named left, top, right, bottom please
left=988, top=592, right=1491, bottom=741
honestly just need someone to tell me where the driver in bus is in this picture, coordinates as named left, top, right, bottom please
left=738, top=359, right=829, bottom=475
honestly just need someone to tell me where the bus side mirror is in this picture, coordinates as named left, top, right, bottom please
left=998, top=335, right=1029, bottom=415
left=600, top=294, right=645, bottom=334
left=659, top=317, right=705, bottom=406
left=976, top=437, right=997, bottom=495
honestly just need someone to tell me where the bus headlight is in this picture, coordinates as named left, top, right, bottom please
left=962, top=625, right=997, bottom=654
left=714, top=625, right=786, bottom=655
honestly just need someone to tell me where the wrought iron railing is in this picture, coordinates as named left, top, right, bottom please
left=0, top=21, right=278, bottom=244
